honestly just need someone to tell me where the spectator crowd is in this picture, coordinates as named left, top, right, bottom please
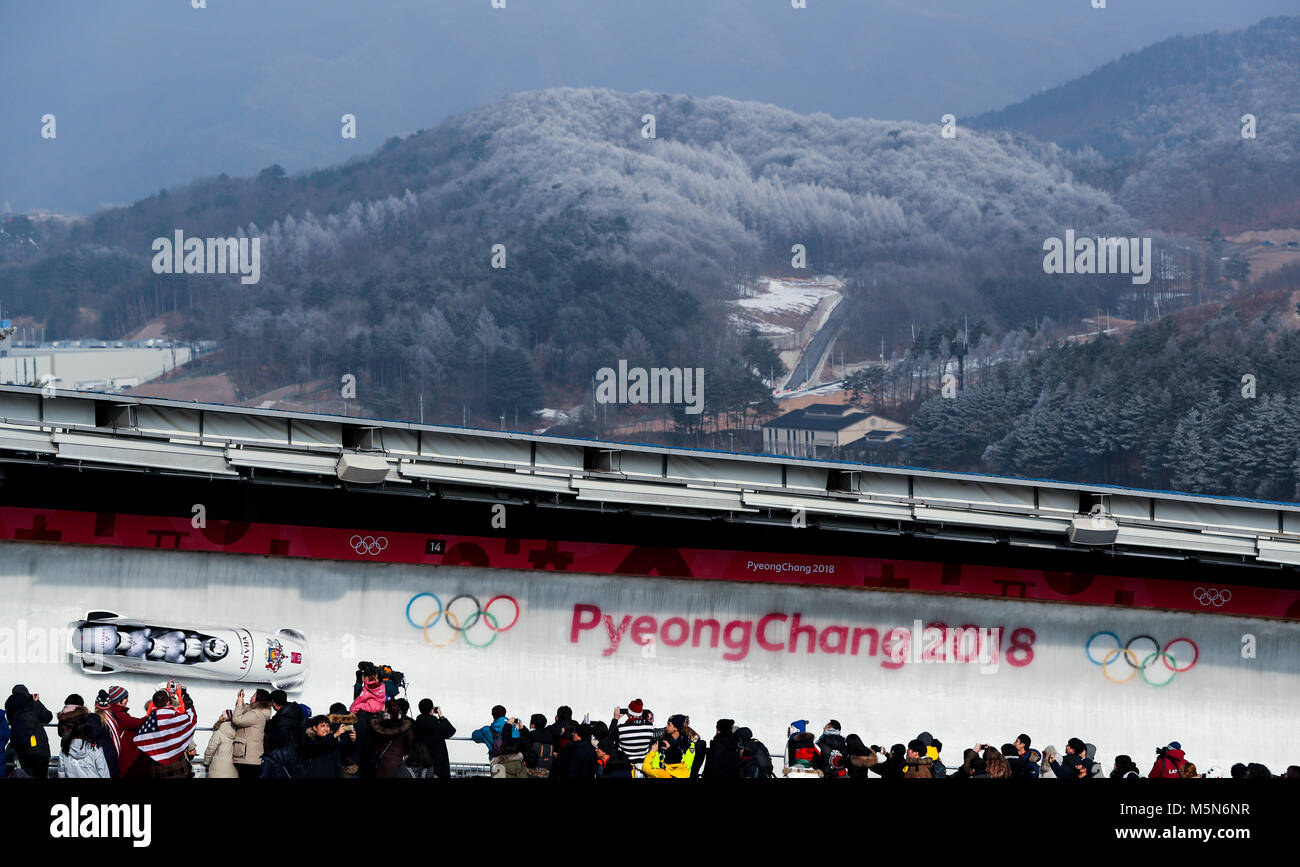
left=4, top=673, right=1297, bottom=780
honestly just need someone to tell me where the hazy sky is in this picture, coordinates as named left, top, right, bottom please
left=2, top=0, right=1295, bottom=214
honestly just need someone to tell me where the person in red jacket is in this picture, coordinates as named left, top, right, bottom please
left=1148, top=741, right=1188, bottom=778
left=97, top=686, right=148, bottom=779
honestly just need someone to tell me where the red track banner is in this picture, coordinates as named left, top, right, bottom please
left=1, top=505, right=1296, bottom=620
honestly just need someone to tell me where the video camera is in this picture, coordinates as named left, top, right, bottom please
left=356, top=660, right=406, bottom=692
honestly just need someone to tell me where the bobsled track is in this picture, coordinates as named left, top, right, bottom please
left=3, top=540, right=1298, bottom=771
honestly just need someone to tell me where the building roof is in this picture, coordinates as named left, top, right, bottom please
left=764, top=405, right=869, bottom=432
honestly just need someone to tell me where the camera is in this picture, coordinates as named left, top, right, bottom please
left=355, top=660, right=406, bottom=691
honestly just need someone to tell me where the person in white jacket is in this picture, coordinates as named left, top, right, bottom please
left=58, top=717, right=110, bottom=779
left=203, top=710, right=239, bottom=779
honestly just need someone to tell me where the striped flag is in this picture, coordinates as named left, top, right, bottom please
left=134, top=705, right=197, bottom=762
left=102, top=711, right=122, bottom=755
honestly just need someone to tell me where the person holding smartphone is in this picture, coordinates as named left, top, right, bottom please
left=413, top=698, right=456, bottom=780
left=4, top=685, right=52, bottom=778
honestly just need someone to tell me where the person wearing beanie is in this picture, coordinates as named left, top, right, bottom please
left=4, top=684, right=53, bottom=778
left=596, top=738, right=633, bottom=778
left=58, top=692, right=118, bottom=778
left=98, top=685, right=146, bottom=778
left=664, top=713, right=692, bottom=755
left=785, top=722, right=822, bottom=777
left=699, top=718, right=740, bottom=779
left=866, top=743, right=907, bottom=779
left=912, top=731, right=946, bottom=778
left=817, top=720, right=850, bottom=778
left=643, top=735, right=697, bottom=778
left=57, top=693, right=90, bottom=738
left=1148, top=741, right=1187, bottom=779
left=610, top=700, right=656, bottom=771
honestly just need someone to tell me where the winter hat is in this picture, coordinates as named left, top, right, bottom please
left=596, top=738, right=618, bottom=756
left=106, top=685, right=128, bottom=705
left=787, top=719, right=809, bottom=737
left=735, top=727, right=753, bottom=742
left=668, top=714, right=687, bottom=730
left=64, top=693, right=85, bottom=707
left=10, top=684, right=30, bottom=699
left=917, top=731, right=934, bottom=747
left=628, top=699, right=644, bottom=715
left=1166, top=741, right=1181, bottom=750
left=94, top=690, right=112, bottom=709
left=716, top=718, right=735, bottom=734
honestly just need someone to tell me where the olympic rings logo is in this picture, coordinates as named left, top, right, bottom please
left=405, top=592, right=520, bottom=649
left=350, top=535, right=389, bottom=556
left=1084, top=632, right=1198, bottom=686
left=1193, top=586, right=1231, bottom=607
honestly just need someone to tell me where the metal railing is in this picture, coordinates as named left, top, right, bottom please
left=10, top=724, right=493, bottom=778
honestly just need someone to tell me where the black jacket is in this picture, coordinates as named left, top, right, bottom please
left=699, top=732, right=741, bottom=779
left=1049, top=754, right=1092, bottom=780
left=3, top=691, right=52, bottom=767
left=265, top=703, right=304, bottom=752
left=300, top=730, right=343, bottom=778
left=869, top=753, right=906, bottom=779
left=413, top=712, right=456, bottom=780
left=816, top=732, right=850, bottom=778
left=563, top=739, right=599, bottom=780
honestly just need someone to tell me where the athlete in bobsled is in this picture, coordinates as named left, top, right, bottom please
left=72, top=624, right=229, bottom=665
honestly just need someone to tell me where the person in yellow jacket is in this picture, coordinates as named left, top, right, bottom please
left=641, top=739, right=696, bottom=778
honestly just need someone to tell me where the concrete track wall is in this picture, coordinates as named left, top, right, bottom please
left=2, top=541, right=1297, bottom=772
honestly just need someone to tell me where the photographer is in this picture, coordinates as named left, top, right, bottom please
left=301, top=714, right=351, bottom=778
left=609, top=700, right=656, bottom=767
left=699, top=718, right=741, bottom=780
left=642, top=736, right=696, bottom=779
left=4, top=685, right=52, bottom=778
left=231, top=688, right=273, bottom=779
left=328, top=703, right=360, bottom=777
left=1148, top=741, right=1188, bottom=778
left=413, top=699, right=456, bottom=780
left=350, top=664, right=388, bottom=778
left=470, top=705, right=511, bottom=759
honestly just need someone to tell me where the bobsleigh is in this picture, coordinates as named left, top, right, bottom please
left=68, top=611, right=308, bottom=691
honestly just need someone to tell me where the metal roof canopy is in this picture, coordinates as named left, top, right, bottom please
left=2, top=384, right=1300, bottom=567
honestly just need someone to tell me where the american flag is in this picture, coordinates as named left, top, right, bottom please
left=134, top=705, right=197, bottom=762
